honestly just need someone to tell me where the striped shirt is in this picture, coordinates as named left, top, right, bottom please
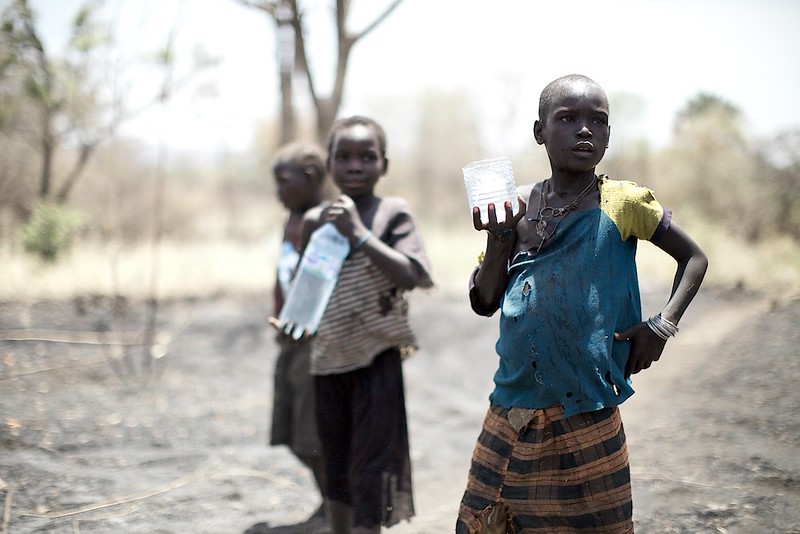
left=310, top=197, right=432, bottom=375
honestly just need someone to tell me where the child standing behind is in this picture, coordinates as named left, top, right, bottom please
left=298, top=116, right=433, bottom=534
left=457, top=74, right=708, bottom=533
left=269, top=141, right=328, bottom=527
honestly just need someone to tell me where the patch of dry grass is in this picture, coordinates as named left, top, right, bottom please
left=656, top=215, right=800, bottom=294
left=1, top=222, right=798, bottom=302
left=0, top=238, right=280, bottom=301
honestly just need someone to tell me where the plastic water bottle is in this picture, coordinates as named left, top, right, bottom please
left=462, top=156, right=519, bottom=224
left=277, top=222, right=350, bottom=339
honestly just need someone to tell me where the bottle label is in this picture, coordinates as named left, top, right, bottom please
left=276, top=223, right=351, bottom=337
left=277, top=241, right=300, bottom=295
left=301, top=252, right=342, bottom=281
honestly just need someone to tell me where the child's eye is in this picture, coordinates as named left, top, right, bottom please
left=560, top=116, right=573, bottom=122
left=593, top=117, right=608, bottom=125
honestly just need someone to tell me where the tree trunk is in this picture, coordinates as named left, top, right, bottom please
left=277, top=2, right=296, bottom=144
left=39, top=122, right=54, bottom=198
left=55, top=142, right=96, bottom=203
left=279, top=67, right=295, bottom=144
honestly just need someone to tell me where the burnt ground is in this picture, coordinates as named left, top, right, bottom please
left=1, top=286, right=799, bottom=533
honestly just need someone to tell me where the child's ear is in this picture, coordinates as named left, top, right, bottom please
left=533, top=120, right=545, bottom=145
left=304, top=166, right=322, bottom=185
left=607, top=124, right=611, bottom=148
left=383, top=157, right=390, bottom=174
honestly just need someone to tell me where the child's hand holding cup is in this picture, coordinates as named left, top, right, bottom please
left=462, top=157, right=519, bottom=225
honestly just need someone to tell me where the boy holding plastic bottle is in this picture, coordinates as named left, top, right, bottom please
left=279, top=116, right=433, bottom=534
left=457, top=74, right=708, bottom=533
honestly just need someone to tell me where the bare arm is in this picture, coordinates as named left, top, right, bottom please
left=616, top=221, right=708, bottom=376
left=355, top=229, right=421, bottom=290
left=325, top=195, right=423, bottom=290
left=299, top=205, right=325, bottom=251
left=657, top=221, right=709, bottom=324
left=470, top=198, right=527, bottom=314
left=273, top=274, right=284, bottom=317
left=267, top=207, right=324, bottom=340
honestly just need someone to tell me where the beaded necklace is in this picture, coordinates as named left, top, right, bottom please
left=534, top=175, right=597, bottom=252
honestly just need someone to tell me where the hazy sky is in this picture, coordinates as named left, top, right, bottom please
left=29, top=0, right=800, bottom=155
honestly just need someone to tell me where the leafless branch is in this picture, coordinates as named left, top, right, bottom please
left=288, top=0, right=317, bottom=102
left=353, top=0, right=404, bottom=42
left=237, top=0, right=280, bottom=17
left=18, top=468, right=296, bottom=520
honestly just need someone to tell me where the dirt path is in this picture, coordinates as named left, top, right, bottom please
left=620, top=288, right=800, bottom=533
left=1, top=287, right=798, bottom=533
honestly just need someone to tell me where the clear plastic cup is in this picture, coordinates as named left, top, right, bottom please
left=462, top=156, right=518, bottom=224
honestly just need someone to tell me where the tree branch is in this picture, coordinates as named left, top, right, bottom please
left=55, top=140, right=97, bottom=202
left=352, top=0, right=405, bottom=42
left=236, top=0, right=279, bottom=17
left=289, top=0, right=317, bottom=103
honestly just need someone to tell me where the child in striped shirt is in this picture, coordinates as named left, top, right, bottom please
left=297, top=116, right=433, bottom=534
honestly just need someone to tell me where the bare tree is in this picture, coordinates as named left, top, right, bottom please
left=0, top=0, right=217, bottom=209
left=239, top=0, right=404, bottom=144
left=1, top=0, right=115, bottom=204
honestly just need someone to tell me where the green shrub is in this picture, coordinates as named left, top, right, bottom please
left=21, top=202, right=83, bottom=262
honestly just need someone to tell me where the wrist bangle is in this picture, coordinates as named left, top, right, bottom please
left=354, top=230, right=372, bottom=250
left=646, top=314, right=679, bottom=340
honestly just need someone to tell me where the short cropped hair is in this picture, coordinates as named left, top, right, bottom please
left=538, top=74, right=607, bottom=123
left=271, top=141, right=326, bottom=179
left=326, top=115, right=388, bottom=159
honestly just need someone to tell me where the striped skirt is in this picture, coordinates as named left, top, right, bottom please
left=456, top=405, right=633, bottom=533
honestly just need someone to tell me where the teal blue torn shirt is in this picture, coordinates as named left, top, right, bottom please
left=483, top=176, right=670, bottom=419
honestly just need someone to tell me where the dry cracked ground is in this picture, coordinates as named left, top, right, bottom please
left=1, top=285, right=799, bottom=533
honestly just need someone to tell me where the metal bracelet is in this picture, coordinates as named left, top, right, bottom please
left=646, top=314, right=679, bottom=340
left=354, top=230, right=372, bottom=250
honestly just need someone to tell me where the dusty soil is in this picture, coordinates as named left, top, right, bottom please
left=1, top=285, right=799, bottom=533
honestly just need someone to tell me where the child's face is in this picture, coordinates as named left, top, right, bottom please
left=274, top=161, right=320, bottom=212
left=535, top=81, right=610, bottom=174
left=328, top=124, right=386, bottom=199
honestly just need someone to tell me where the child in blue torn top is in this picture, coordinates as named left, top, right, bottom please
left=457, top=74, right=708, bottom=533
left=489, top=175, right=674, bottom=417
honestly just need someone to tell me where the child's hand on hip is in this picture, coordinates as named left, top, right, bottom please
left=615, top=324, right=667, bottom=378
